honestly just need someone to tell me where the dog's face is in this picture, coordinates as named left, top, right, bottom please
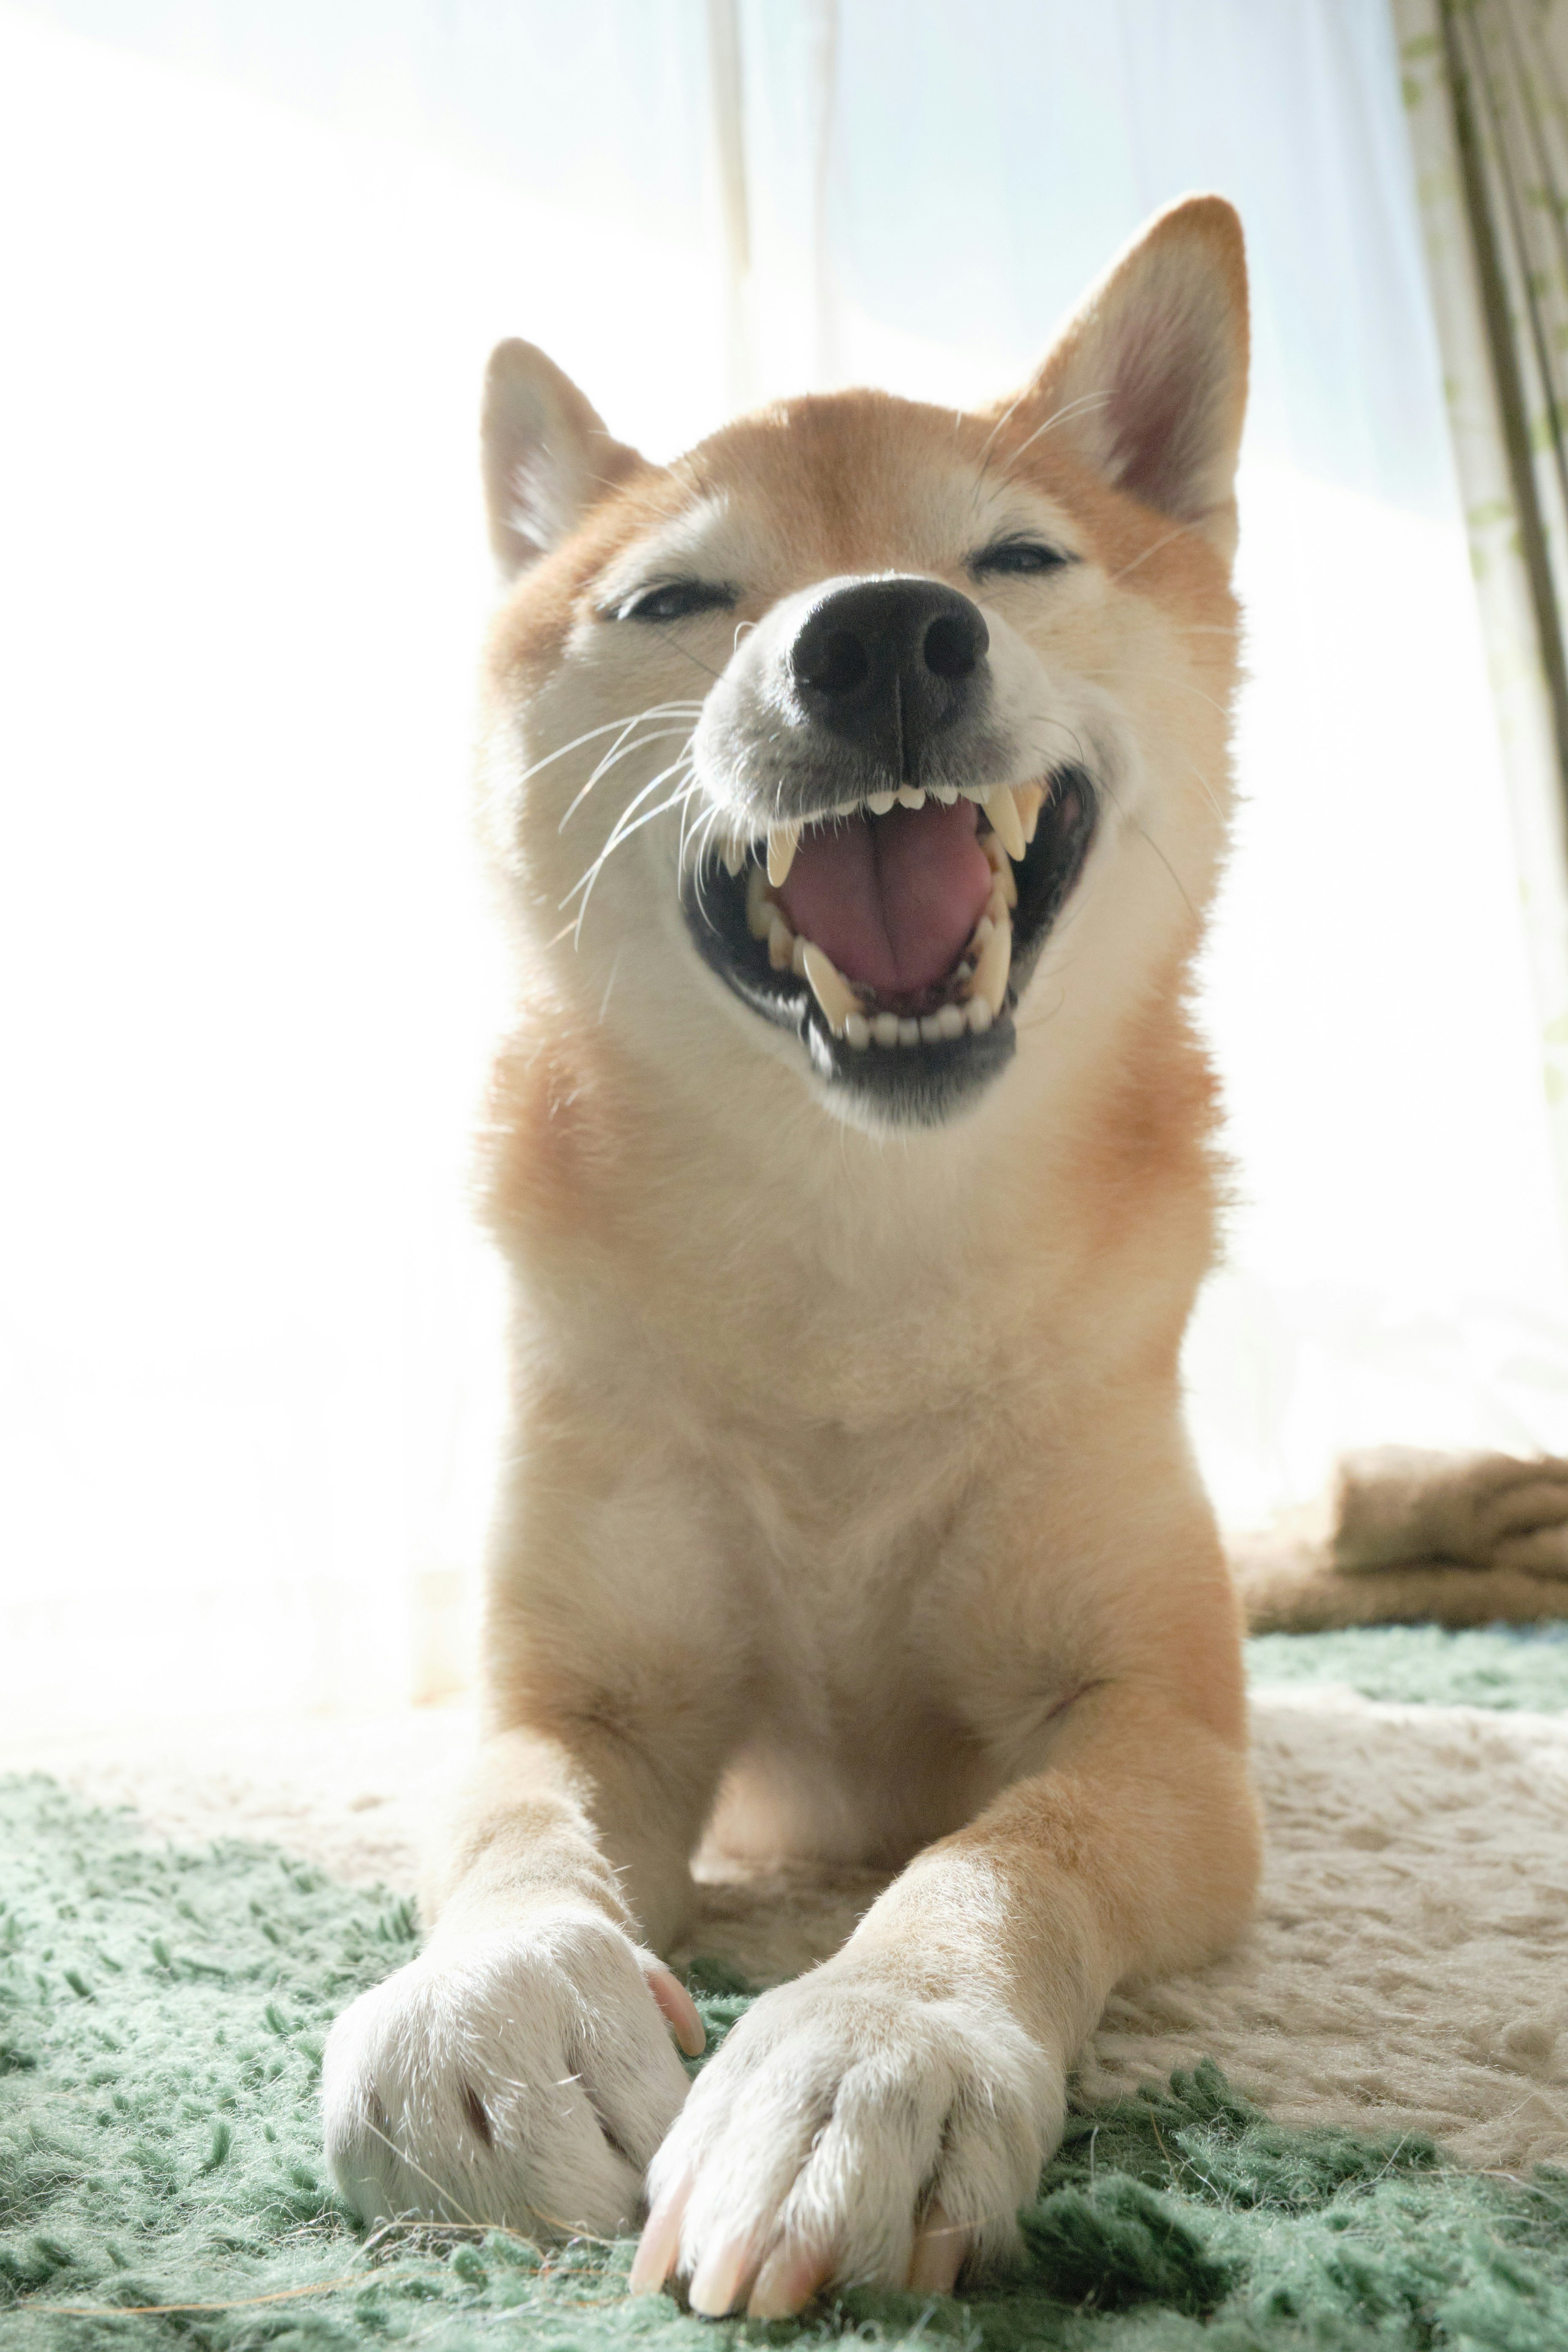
left=478, top=198, right=1246, bottom=1138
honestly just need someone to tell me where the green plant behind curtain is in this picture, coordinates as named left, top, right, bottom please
left=1396, top=0, right=1568, bottom=1200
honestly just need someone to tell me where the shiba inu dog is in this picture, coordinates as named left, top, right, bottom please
left=321, top=193, right=1266, bottom=2314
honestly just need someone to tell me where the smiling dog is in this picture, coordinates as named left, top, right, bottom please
left=322, top=194, right=1267, bottom=2314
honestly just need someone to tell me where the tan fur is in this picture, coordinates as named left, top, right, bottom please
left=324, top=196, right=1270, bottom=2307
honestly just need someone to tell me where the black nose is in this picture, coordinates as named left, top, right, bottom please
left=788, top=577, right=990, bottom=784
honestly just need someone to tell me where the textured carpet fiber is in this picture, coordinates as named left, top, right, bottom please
left=3, top=1628, right=1567, bottom=2346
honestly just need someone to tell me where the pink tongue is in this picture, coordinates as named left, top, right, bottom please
left=777, top=800, right=994, bottom=996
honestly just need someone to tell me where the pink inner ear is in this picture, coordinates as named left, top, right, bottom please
left=1103, top=286, right=1230, bottom=520
left=1021, top=209, right=1245, bottom=530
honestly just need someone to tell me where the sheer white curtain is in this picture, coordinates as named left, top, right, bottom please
left=731, top=0, right=1568, bottom=1522
left=2, top=0, right=1562, bottom=1738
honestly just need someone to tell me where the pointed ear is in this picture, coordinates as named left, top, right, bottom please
left=481, top=341, right=643, bottom=579
left=1007, top=196, right=1249, bottom=561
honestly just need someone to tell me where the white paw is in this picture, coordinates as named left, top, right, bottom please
left=322, top=1911, right=694, bottom=2238
left=631, top=1962, right=1062, bottom=2316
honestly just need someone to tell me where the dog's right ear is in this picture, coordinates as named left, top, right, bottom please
left=481, top=341, right=643, bottom=581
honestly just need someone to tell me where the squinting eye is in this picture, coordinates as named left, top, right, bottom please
left=612, top=579, right=736, bottom=623
left=972, top=539, right=1072, bottom=579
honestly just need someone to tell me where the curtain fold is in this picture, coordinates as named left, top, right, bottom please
left=1396, top=0, right=1568, bottom=1197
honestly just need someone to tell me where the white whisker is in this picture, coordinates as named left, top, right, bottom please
left=517, top=702, right=702, bottom=795
left=571, top=776, right=700, bottom=944
left=1104, top=524, right=1190, bottom=584
left=559, top=724, right=699, bottom=831
left=1006, top=387, right=1113, bottom=466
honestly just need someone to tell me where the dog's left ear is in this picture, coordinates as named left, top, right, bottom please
left=1004, top=195, right=1249, bottom=564
left=481, top=341, right=644, bottom=580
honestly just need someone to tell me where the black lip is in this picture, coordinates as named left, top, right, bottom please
left=682, top=766, right=1099, bottom=1125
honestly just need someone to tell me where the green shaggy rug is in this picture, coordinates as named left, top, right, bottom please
left=3, top=1626, right=1567, bottom=2350
left=1245, top=1620, right=1568, bottom=1710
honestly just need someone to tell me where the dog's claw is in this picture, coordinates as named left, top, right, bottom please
left=688, top=2233, right=759, bottom=2317
left=907, top=2203, right=969, bottom=2294
left=628, top=2170, right=693, bottom=2296
left=646, top=1963, right=706, bottom=2056
left=748, top=2238, right=835, bottom=2319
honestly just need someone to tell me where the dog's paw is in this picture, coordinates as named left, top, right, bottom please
left=322, top=1913, right=697, bottom=2238
left=630, top=1962, right=1061, bottom=2316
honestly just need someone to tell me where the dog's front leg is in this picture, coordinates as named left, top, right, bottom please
left=633, top=1682, right=1259, bottom=2316
left=322, top=1717, right=715, bottom=2238
left=323, top=1442, right=743, bottom=2241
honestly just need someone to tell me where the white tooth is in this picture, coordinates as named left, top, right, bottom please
left=791, top=933, right=810, bottom=978
left=920, top=1012, right=944, bottom=1042
left=971, top=906, right=1012, bottom=1018
left=931, top=784, right=959, bottom=805
left=986, top=787, right=1027, bottom=863
left=954, top=960, right=973, bottom=982
left=746, top=864, right=773, bottom=939
left=967, top=994, right=993, bottom=1034
left=801, top=941, right=860, bottom=1037
left=935, top=1003, right=965, bottom=1041
left=768, top=915, right=795, bottom=970
left=867, top=790, right=896, bottom=816
left=873, top=1012, right=900, bottom=1047
left=989, top=859, right=1018, bottom=912
left=1017, top=784, right=1045, bottom=844
left=844, top=1011, right=871, bottom=1050
left=896, top=786, right=927, bottom=810
left=898, top=1018, right=921, bottom=1047
left=767, top=822, right=801, bottom=888
left=982, top=832, right=1008, bottom=872
left=971, top=915, right=993, bottom=951
left=721, top=837, right=746, bottom=877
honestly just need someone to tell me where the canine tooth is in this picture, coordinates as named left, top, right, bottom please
left=980, top=833, right=1018, bottom=904
left=801, top=941, right=860, bottom=1037
left=897, top=1018, right=921, bottom=1047
left=768, top=915, right=795, bottom=970
left=872, top=1012, right=900, bottom=1047
left=935, top=1002, right=965, bottom=1041
left=791, top=933, right=810, bottom=978
left=844, top=1011, right=871, bottom=1050
left=931, top=784, right=959, bottom=805
left=971, top=915, right=993, bottom=951
left=986, top=786, right=1027, bottom=862
left=721, top=838, right=746, bottom=877
left=896, top=786, right=927, bottom=810
left=1017, top=784, right=1045, bottom=843
left=867, top=790, right=896, bottom=816
left=971, top=907, right=1012, bottom=1017
left=967, top=994, right=993, bottom=1034
left=767, top=822, right=801, bottom=887
left=746, top=864, right=773, bottom=939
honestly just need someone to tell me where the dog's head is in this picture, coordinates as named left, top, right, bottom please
left=478, top=197, right=1245, bottom=1138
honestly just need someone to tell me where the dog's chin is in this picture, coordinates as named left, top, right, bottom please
left=681, top=766, right=1098, bottom=1129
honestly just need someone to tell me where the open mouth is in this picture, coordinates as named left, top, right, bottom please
left=683, top=767, right=1097, bottom=1118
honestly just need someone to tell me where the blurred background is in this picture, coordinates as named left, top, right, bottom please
left=4, top=0, right=1566, bottom=1738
